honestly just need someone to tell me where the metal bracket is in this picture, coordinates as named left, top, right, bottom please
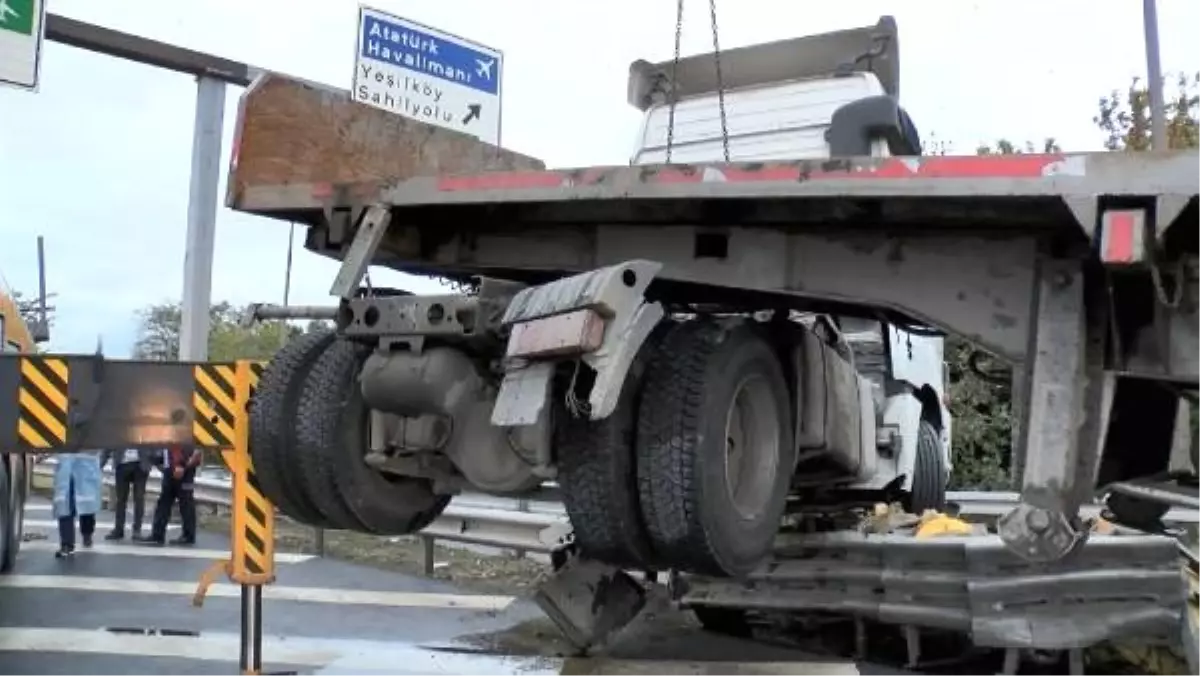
left=329, top=204, right=391, bottom=300
left=66, top=352, right=107, bottom=444
left=339, top=294, right=497, bottom=339
left=999, top=256, right=1101, bottom=562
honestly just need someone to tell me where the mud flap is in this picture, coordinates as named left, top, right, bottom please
left=491, top=260, right=664, bottom=426
left=532, top=557, right=647, bottom=654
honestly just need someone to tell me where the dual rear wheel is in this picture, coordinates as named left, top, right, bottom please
left=558, top=320, right=796, bottom=579
left=559, top=318, right=950, bottom=638
left=248, top=332, right=447, bottom=535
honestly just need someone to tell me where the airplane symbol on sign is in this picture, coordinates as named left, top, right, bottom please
left=475, top=58, right=494, bottom=80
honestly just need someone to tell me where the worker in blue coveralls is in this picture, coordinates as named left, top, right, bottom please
left=52, top=450, right=103, bottom=558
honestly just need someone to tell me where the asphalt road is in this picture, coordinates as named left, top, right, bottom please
left=0, top=499, right=893, bottom=674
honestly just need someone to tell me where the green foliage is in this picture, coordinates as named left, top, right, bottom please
left=975, top=138, right=1061, bottom=155
left=945, top=337, right=1014, bottom=490
left=1096, top=72, right=1199, bottom=151
left=132, top=300, right=331, bottom=362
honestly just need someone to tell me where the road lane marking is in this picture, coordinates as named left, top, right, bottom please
left=24, top=518, right=180, bottom=532
left=0, top=627, right=337, bottom=667
left=0, top=575, right=515, bottom=611
left=0, top=628, right=865, bottom=674
left=19, top=541, right=314, bottom=563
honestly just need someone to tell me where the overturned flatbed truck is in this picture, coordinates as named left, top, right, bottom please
left=227, top=30, right=1197, bottom=665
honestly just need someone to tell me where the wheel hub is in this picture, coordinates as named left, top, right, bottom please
left=723, top=374, right=779, bottom=520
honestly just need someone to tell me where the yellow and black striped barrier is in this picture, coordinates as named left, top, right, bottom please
left=192, top=359, right=274, bottom=675
left=224, top=361, right=273, bottom=583
left=0, top=353, right=238, bottom=452
left=16, top=356, right=69, bottom=449
left=192, top=362, right=239, bottom=449
left=191, top=360, right=275, bottom=581
left=194, top=360, right=276, bottom=585
left=0, top=352, right=277, bottom=675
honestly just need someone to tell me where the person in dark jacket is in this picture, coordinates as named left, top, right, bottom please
left=136, top=445, right=201, bottom=546
left=100, top=447, right=156, bottom=540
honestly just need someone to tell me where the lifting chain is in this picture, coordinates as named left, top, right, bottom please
left=665, top=0, right=730, bottom=164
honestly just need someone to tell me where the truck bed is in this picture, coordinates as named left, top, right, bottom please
left=226, top=73, right=545, bottom=220
left=224, top=73, right=1198, bottom=368
left=227, top=73, right=1198, bottom=240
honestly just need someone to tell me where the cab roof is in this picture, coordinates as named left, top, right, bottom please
left=627, top=15, right=900, bottom=111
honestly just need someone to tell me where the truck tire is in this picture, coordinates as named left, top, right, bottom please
left=295, top=339, right=450, bottom=535
left=556, top=330, right=664, bottom=569
left=907, top=419, right=947, bottom=513
left=248, top=330, right=337, bottom=527
left=636, top=321, right=796, bottom=577
left=0, top=460, right=16, bottom=573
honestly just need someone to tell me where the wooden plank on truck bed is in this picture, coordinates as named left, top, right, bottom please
left=227, top=73, right=545, bottom=217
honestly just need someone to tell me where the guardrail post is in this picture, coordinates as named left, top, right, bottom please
left=421, top=534, right=435, bottom=576
left=511, top=497, right=530, bottom=561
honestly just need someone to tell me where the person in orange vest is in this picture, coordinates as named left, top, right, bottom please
left=136, top=445, right=201, bottom=546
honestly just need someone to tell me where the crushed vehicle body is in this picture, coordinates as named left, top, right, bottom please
left=223, top=14, right=1198, bottom=666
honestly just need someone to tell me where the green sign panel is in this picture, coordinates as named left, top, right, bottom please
left=0, top=0, right=34, bottom=36
left=0, top=0, right=43, bottom=90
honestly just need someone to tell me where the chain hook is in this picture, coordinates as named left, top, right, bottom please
left=664, top=0, right=730, bottom=164
left=708, top=0, right=730, bottom=162
left=666, top=0, right=685, bottom=164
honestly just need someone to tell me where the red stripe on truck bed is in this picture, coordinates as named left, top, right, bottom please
left=435, top=155, right=1071, bottom=192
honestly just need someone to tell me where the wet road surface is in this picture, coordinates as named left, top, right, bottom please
left=1, top=499, right=897, bottom=674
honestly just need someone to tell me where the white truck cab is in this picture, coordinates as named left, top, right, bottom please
left=626, top=16, right=952, bottom=507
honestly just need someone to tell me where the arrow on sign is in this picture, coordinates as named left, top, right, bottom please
left=462, top=104, right=482, bottom=125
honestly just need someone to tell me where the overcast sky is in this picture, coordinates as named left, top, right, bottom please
left=1, top=0, right=1197, bottom=357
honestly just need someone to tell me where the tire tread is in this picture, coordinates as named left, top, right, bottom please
left=248, top=331, right=336, bottom=526
left=558, top=338, right=661, bottom=568
left=297, top=340, right=448, bottom=535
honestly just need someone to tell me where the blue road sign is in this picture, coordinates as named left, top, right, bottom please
left=353, top=6, right=503, bottom=145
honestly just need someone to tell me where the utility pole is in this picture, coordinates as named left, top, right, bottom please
left=1142, top=0, right=1167, bottom=150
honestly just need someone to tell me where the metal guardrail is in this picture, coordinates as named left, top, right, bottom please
left=32, top=462, right=1197, bottom=572
left=946, top=490, right=1200, bottom=525
left=30, top=463, right=570, bottom=564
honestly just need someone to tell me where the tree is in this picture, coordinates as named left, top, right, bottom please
left=1096, top=72, right=1199, bottom=151
left=945, top=73, right=1199, bottom=490
left=132, top=301, right=332, bottom=362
